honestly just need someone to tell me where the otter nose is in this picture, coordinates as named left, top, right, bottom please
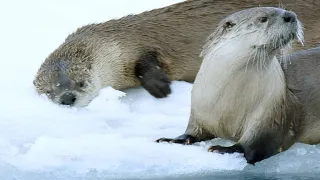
left=60, top=93, right=76, bottom=105
left=283, top=11, right=296, bottom=23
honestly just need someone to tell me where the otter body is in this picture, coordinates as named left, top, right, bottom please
left=157, top=7, right=304, bottom=164
left=284, top=47, right=320, bottom=145
left=34, top=0, right=320, bottom=107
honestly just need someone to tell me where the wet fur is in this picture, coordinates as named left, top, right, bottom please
left=34, top=0, right=320, bottom=107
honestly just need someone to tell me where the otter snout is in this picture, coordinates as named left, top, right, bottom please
left=60, top=92, right=77, bottom=106
left=283, top=11, right=297, bottom=23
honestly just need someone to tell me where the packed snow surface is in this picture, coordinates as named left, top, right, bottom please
left=0, top=0, right=319, bottom=179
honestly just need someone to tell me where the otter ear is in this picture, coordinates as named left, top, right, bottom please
left=223, top=21, right=236, bottom=30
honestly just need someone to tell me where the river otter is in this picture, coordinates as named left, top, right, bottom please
left=156, top=7, right=304, bottom=165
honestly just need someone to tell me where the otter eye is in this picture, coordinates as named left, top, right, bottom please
left=45, top=90, right=51, bottom=94
left=78, top=81, right=85, bottom=88
left=259, top=17, right=268, bottom=23
left=224, top=21, right=236, bottom=29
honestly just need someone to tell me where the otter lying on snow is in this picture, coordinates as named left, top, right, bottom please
left=32, top=0, right=220, bottom=107
left=33, top=0, right=320, bottom=108
left=156, top=7, right=306, bottom=165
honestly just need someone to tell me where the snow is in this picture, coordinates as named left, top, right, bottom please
left=0, top=0, right=319, bottom=179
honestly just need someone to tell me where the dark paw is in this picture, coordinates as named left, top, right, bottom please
left=208, top=144, right=244, bottom=154
left=244, top=149, right=272, bottom=165
left=155, top=134, right=196, bottom=145
left=142, top=75, right=171, bottom=98
left=135, top=51, right=172, bottom=98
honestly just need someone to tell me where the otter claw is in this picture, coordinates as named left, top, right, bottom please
left=155, top=134, right=196, bottom=145
left=155, top=138, right=173, bottom=143
left=208, top=147, right=219, bottom=153
left=208, top=144, right=244, bottom=154
left=143, top=77, right=171, bottom=98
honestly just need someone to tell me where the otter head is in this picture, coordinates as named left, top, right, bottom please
left=33, top=41, right=100, bottom=107
left=201, top=7, right=304, bottom=63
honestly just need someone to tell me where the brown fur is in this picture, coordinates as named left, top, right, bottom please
left=34, top=0, right=320, bottom=107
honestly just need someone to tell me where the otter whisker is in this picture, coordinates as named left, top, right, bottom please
left=296, top=21, right=305, bottom=46
left=245, top=48, right=255, bottom=73
left=262, top=46, right=268, bottom=70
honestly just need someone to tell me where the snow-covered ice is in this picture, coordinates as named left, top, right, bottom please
left=0, top=0, right=319, bottom=179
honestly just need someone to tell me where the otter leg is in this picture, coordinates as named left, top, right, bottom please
left=135, top=51, right=171, bottom=98
left=155, top=134, right=198, bottom=145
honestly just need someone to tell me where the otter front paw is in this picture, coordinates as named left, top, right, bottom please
left=208, top=144, right=244, bottom=154
left=134, top=51, right=172, bottom=98
left=141, top=73, right=171, bottom=98
left=155, top=134, right=196, bottom=145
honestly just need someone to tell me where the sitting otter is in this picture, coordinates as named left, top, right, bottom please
left=156, top=7, right=305, bottom=165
